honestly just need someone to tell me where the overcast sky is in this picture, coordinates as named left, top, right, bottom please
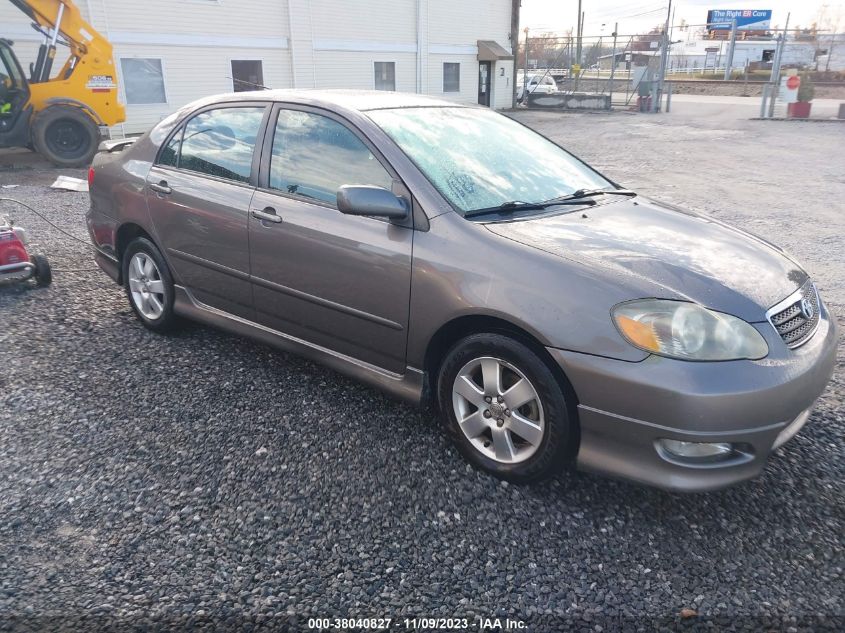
left=520, top=1, right=845, bottom=37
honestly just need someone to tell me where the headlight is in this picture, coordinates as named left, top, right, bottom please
left=612, top=300, right=768, bottom=361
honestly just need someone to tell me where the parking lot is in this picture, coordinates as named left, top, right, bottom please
left=1, top=104, right=843, bottom=631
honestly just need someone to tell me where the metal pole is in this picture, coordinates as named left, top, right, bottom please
left=608, top=23, right=618, bottom=106
left=576, top=0, right=582, bottom=67
left=510, top=0, right=521, bottom=108
left=759, top=83, right=769, bottom=117
left=768, top=12, right=790, bottom=118
left=665, top=82, right=672, bottom=112
left=654, top=0, right=672, bottom=113
left=724, top=19, right=737, bottom=80
left=522, top=28, right=529, bottom=103
left=743, top=59, right=749, bottom=95
left=578, top=11, right=587, bottom=66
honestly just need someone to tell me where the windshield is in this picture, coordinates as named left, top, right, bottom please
left=367, top=106, right=613, bottom=214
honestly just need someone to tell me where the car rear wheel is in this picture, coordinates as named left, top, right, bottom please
left=437, top=333, right=575, bottom=483
left=122, top=237, right=178, bottom=332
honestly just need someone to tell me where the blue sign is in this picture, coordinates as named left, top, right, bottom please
left=707, top=9, right=773, bottom=30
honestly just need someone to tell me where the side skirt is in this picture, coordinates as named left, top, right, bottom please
left=173, top=285, right=425, bottom=405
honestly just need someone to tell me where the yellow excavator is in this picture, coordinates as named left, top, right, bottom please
left=0, top=0, right=125, bottom=166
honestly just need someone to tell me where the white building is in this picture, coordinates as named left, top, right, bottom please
left=1, top=0, right=517, bottom=134
left=668, top=38, right=844, bottom=73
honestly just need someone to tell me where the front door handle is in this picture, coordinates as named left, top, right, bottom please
left=149, top=180, right=172, bottom=195
left=252, top=207, right=282, bottom=224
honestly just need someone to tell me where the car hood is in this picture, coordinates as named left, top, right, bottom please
left=484, top=196, right=807, bottom=322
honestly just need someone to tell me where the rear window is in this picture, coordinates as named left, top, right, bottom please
left=161, top=106, right=265, bottom=183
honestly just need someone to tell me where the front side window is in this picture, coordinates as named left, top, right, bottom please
left=368, top=106, right=612, bottom=214
left=269, top=109, right=393, bottom=206
left=120, top=58, right=167, bottom=105
left=178, top=106, right=264, bottom=182
left=443, top=63, right=460, bottom=92
left=374, top=62, right=396, bottom=91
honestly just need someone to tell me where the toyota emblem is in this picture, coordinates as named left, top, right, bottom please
left=800, top=298, right=815, bottom=320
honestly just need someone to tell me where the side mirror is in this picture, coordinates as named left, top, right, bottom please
left=337, top=185, right=409, bottom=220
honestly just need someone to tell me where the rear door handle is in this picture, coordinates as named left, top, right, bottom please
left=252, top=207, right=282, bottom=224
left=149, top=181, right=172, bottom=195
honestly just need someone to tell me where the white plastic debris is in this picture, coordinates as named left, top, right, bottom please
left=50, top=176, right=89, bottom=192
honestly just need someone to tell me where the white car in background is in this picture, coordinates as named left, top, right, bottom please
left=517, top=73, right=557, bottom=102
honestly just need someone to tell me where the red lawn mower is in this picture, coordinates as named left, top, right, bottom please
left=0, top=215, right=51, bottom=287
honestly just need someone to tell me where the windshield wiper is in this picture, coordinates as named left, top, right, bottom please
left=464, top=197, right=597, bottom=219
left=566, top=187, right=637, bottom=199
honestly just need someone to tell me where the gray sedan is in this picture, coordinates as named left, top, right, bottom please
left=86, top=90, right=837, bottom=492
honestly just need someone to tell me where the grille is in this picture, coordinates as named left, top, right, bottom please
left=768, top=280, right=820, bottom=348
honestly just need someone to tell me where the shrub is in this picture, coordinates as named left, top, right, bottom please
left=797, top=74, right=815, bottom=102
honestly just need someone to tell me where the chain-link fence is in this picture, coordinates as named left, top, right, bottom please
left=521, top=25, right=844, bottom=117
left=520, top=31, right=667, bottom=111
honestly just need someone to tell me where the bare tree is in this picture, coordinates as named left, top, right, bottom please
left=813, top=3, right=844, bottom=71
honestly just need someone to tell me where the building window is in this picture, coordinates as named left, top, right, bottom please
left=443, top=62, right=460, bottom=92
left=374, top=62, right=395, bottom=91
left=231, top=60, right=264, bottom=92
left=120, top=58, right=167, bottom=105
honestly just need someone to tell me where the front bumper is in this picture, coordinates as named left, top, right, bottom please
left=548, top=304, right=839, bottom=492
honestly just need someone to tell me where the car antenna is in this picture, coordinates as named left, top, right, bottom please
left=230, top=77, right=271, bottom=91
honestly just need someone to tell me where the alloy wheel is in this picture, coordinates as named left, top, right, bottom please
left=128, top=252, right=166, bottom=320
left=451, top=356, right=545, bottom=464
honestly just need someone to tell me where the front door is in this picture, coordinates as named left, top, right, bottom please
left=146, top=104, right=267, bottom=319
left=478, top=61, right=492, bottom=106
left=248, top=106, right=413, bottom=373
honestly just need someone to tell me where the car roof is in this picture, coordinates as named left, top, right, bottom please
left=197, top=89, right=471, bottom=113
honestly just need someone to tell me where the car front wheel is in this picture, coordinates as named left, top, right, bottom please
left=437, top=333, right=575, bottom=483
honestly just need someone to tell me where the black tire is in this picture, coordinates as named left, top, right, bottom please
left=31, top=254, right=52, bottom=287
left=437, top=333, right=576, bottom=483
left=122, top=237, right=179, bottom=333
left=31, top=105, right=100, bottom=168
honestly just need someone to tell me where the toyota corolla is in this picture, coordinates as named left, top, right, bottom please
left=86, top=90, right=838, bottom=492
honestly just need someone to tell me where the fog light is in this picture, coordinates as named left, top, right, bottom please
left=658, top=439, right=733, bottom=459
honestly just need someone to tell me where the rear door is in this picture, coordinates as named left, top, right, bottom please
left=146, top=103, right=269, bottom=319
left=247, top=105, right=413, bottom=373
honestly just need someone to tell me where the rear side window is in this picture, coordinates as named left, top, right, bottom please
left=175, top=106, right=265, bottom=183
left=158, top=130, right=181, bottom=167
left=269, top=109, right=393, bottom=205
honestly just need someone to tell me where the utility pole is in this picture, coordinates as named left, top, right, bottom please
left=510, top=0, right=520, bottom=108
left=654, top=0, right=672, bottom=112
left=768, top=12, right=790, bottom=118
left=523, top=27, right=529, bottom=102
left=724, top=18, right=738, bottom=80
left=576, top=0, right=582, bottom=66
left=608, top=22, right=618, bottom=106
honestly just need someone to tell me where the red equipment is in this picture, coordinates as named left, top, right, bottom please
left=0, top=215, right=51, bottom=286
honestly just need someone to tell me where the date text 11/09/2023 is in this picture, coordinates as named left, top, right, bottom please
left=306, top=617, right=527, bottom=630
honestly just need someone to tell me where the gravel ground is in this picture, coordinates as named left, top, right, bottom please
left=0, top=105, right=842, bottom=632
